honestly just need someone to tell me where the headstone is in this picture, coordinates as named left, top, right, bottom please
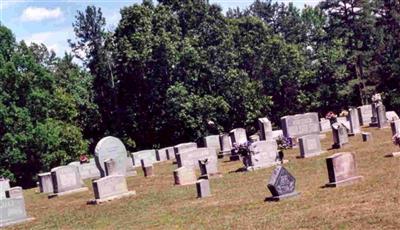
left=325, top=152, right=363, bottom=187
left=332, top=122, right=349, bottom=149
left=49, top=165, right=88, bottom=197
left=348, top=108, right=361, bottom=135
left=391, top=120, right=400, bottom=136
left=196, top=179, right=211, bottom=198
left=68, top=160, right=101, bottom=180
left=219, top=133, right=232, bottom=156
left=266, top=166, right=299, bottom=201
left=362, top=132, right=372, bottom=142
left=299, top=134, right=324, bottom=158
left=258, top=117, right=273, bottom=140
left=38, top=172, right=53, bottom=194
left=245, top=140, right=279, bottom=170
left=249, top=134, right=260, bottom=142
left=0, top=178, right=10, bottom=199
left=173, top=142, right=197, bottom=159
left=90, top=175, right=135, bottom=204
left=104, top=159, right=117, bottom=176
left=198, top=159, right=221, bottom=178
left=176, top=148, right=219, bottom=174
left=125, top=156, right=137, bottom=177
left=272, top=130, right=283, bottom=140
left=165, top=147, right=176, bottom=160
left=370, top=102, right=379, bottom=126
left=131, top=149, right=157, bottom=167
left=156, top=147, right=170, bottom=161
left=203, top=135, right=221, bottom=155
left=5, top=187, right=23, bottom=199
left=141, top=159, right=154, bottom=177
left=0, top=198, right=34, bottom=227
left=95, top=136, right=128, bottom=177
left=173, top=167, right=196, bottom=185
left=337, top=116, right=348, bottom=125
left=229, top=128, right=247, bottom=145
left=320, top=118, right=331, bottom=133
left=357, top=104, right=372, bottom=126
left=386, top=111, right=399, bottom=122
left=377, top=104, right=388, bottom=128
left=281, top=112, right=320, bottom=139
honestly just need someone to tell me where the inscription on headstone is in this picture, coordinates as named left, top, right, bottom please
left=245, top=140, right=279, bottom=170
left=281, top=112, right=320, bottom=138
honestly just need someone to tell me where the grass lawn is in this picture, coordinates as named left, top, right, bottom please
left=7, top=127, right=400, bottom=229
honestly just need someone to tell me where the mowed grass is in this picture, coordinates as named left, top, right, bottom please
left=8, top=127, right=400, bottom=230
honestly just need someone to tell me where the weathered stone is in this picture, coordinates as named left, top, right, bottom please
left=320, top=118, right=331, bottom=133
left=173, top=167, right=196, bottom=185
left=5, top=187, right=23, bottom=199
left=299, top=134, right=324, bottom=158
left=90, top=175, right=135, bottom=204
left=391, top=120, right=400, bottom=136
left=281, top=112, right=320, bottom=139
left=38, top=172, right=53, bottom=194
left=104, top=159, right=117, bottom=176
left=196, top=179, right=211, bottom=198
left=325, top=152, right=363, bottom=187
left=229, top=128, right=247, bottom=145
left=95, top=136, right=128, bottom=177
left=141, top=159, right=154, bottom=177
left=198, top=159, right=221, bottom=178
left=357, top=104, right=372, bottom=126
left=332, top=122, right=349, bottom=149
left=348, top=108, right=361, bottom=135
left=165, top=147, right=176, bottom=160
left=0, top=198, right=34, bottom=227
left=362, top=132, right=372, bottom=142
left=131, top=149, right=157, bottom=167
left=219, top=133, right=232, bottom=156
left=258, top=117, right=273, bottom=140
left=266, top=166, right=299, bottom=201
left=203, top=135, right=221, bottom=155
left=386, top=111, right=399, bottom=122
left=0, top=178, right=10, bottom=199
left=245, top=140, right=279, bottom=170
left=156, top=147, right=172, bottom=161
left=49, top=165, right=88, bottom=197
left=377, top=104, right=388, bottom=128
left=176, top=148, right=219, bottom=174
left=68, top=160, right=100, bottom=180
left=173, top=142, right=198, bottom=159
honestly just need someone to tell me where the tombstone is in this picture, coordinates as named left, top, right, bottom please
left=357, top=104, right=372, bottom=126
left=245, top=140, right=279, bottom=170
left=370, top=103, right=379, bottom=126
left=325, top=152, right=363, bottom=187
left=377, top=104, right=388, bottom=128
left=299, top=134, right=324, bottom=158
left=203, top=135, right=221, bottom=155
left=156, top=147, right=170, bottom=162
left=104, top=159, right=117, bottom=176
left=229, top=128, right=247, bottom=145
left=391, top=120, right=400, bottom=136
left=196, top=179, right=211, bottom=198
left=198, top=159, right=221, bottom=178
left=266, top=166, right=299, bottom=201
left=38, top=172, right=53, bottom=194
left=281, top=112, right=320, bottom=139
left=176, top=148, right=219, bottom=174
left=320, top=118, right=331, bottom=133
left=95, top=136, right=128, bottom=177
left=0, top=178, right=10, bottom=199
left=332, top=122, right=349, bottom=149
left=362, top=132, right=372, bottom=142
left=258, top=117, right=273, bottom=140
left=90, top=175, right=135, bottom=204
left=249, top=134, right=260, bottom=142
left=173, top=167, right=196, bottom=185
left=68, top=160, right=101, bottom=180
left=141, top=159, right=154, bottom=177
left=5, top=187, right=23, bottom=199
left=0, top=198, right=34, bottom=227
left=49, top=165, right=88, bottom=198
left=173, top=142, right=198, bottom=159
left=272, top=130, right=283, bottom=140
left=348, top=108, right=361, bottom=135
left=386, top=111, right=399, bottom=122
left=165, top=147, right=176, bottom=160
left=336, top=116, right=348, bottom=125
left=219, top=133, right=232, bottom=156
left=125, top=156, right=137, bottom=177
left=131, top=149, right=157, bottom=167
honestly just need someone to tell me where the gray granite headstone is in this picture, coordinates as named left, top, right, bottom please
left=391, top=120, right=400, bottom=136
left=173, top=167, right=196, bottom=185
left=348, top=108, right=360, bottom=135
left=219, top=133, right=232, bottom=156
left=68, top=160, right=100, bottom=180
left=370, top=103, right=378, bottom=126
left=176, top=148, right=219, bottom=174
left=386, top=111, right=399, bottom=122
left=196, top=179, right=211, bottom=198
left=332, top=122, right=349, bottom=149
left=173, top=142, right=198, bottom=159
left=95, top=136, right=128, bottom=177
left=0, top=198, right=34, bottom=227
left=266, top=166, right=299, bottom=201
left=320, top=118, right=331, bottom=133
left=131, top=149, right=157, bottom=167
left=91, top=175, right=135, bottom=204
left=156, top=147, right=172, bottom=161
left=281, top=112, right=320, bottom=139
left=229, top=128, right=247, bottom=145
left=0, top=179, right=10, bottom=199
left=104, top=159, right=117, bottom=176
left=38, top=172, right=53, bottom=193
left=5, top=187, right=23, bottom=199
left=165, top=147, right=176, bottom=160
left=258, top=117, right=273, bottom=140
left=299, top=134, right=324, bottom=158
left=141, top=159, right=154, bottom=177
left=245, top=140, right=279, bottom=170
left=357, top=104, right=372, bottom=126
left=325, top=152, right=363, bottom=187
left=361, top=132, right=372, bottom=142
left=203, top=135, right=221, bottom=155
left=50, top=165, right=87, bottom=196
left=377, top=104, right=388, bottom=128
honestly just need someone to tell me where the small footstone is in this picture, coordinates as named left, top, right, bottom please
left=361, top=132, right=372, bottom=142
left=196, top=179, right=211, bottom=198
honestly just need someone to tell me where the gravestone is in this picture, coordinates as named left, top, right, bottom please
left=249, top=134, right=260, bottom=142
left=377, top=104, right=388, bottom=128
left=219, top=133, right=232, bottom=156
left=198, top=159, right=221, bottom=178
left=38, top=172, right=53, bottom=193
left=391, top=120, right=400, bottom=136
left=320, top=118, right=331, bottom=133
left=196, top=179, right=211, bottom=198
left=49, top=165, right=88, bottom=197
left=176, top=148, right=219, bottom=175
left=90, top=175, right=135, bottom=204
left=281, top=112, right=320, bottom=139
left=95, top=136, right=128, bottom=177
left=258, top=117, right=273, bottom=140
left=266, top=166, right=299, bottom=201
left=0, top=178, right=10, bottom=199
left=362, top=132, right=372, bottom=142
left=229, top=128, right=248, bottom=145
left=104, top=159, right=117, bottom=176
left=203, top=135, right=221, bottom=155
left=5, top=187, right=23, bottom=199
left=173, top=142, right=198, bottom=159
left=125, top=156, right=137, bottom=177
left=348, top=108, right=361, bottom=135
left=0, top=198, right=34, bottom=227
left=141, top=159, right=154, bottom=177
left=156, top=147, right=171, bottom=161
left=245, top=140, right=279, bottom=170
left=299, top=134, right=324, bottom=158
left=173, top=167, right=196, bottom=185
left=337, top=116, right=348, bottom=125
left=68, top=160, right=100, bottom=180
left=357, top=104, right=372, bottom=126
left=165, top=147, right=176, bottom=160
left=272, top=130, right=283, bottom=140
left=386, top=111, right=399, bottom=122
left=332, top=122, right=349, bottom=149
left=325, top=152, right=363, bottom=187
left=370, top=103, right=379, bottom=126
left=131, top=149, right=157, bottom=167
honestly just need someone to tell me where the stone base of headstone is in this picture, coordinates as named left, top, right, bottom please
left=386, top=152, right=400, bottom=158
left=265, top=191, right=300, bottom=202
left=88, top=191, right=136, bottom=205
left=48, top=187, right=89, bottom=199
left=325, top=176, right=363, bottom=187
left=361, top=132, right=372, bottom=142
left=196, top=179, right=211, bottom=198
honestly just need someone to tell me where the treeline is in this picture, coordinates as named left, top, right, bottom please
left=1, top=0, right=400, bottom=186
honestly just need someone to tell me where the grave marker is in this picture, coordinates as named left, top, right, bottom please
left=131, top=149, right=157, bottom=167
left=299, top=134, right=324, bottom=158
left=245, top=140, right=279, bottom=170
left=173, top=167, right=197, bottom=185
left=95, top=136, right=128, bottom=177
left=325, top=152, right=363, bottom=187
left=90, top=175, right=135, bottom=204
left=0, top=198, right=34, bottom=227
left=357, top=104, right=372, bottom=126
left=49, top=165, right=88, bottom=197
left=332, top=122, right=349, bottom=149
left=266, top=166, right=299, bottom=201
left=229, top=128, right=247, bottom=145
left=281, top=112, right=320, bottom=139
left=38, top=172, right=53, bottom=194
left=203, top=135, right=221, bottom=155
left=258, top=117, right=273, bottom=140
left=348, top=108, right=361, bottom=135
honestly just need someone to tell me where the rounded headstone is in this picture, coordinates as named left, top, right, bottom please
left=95, top=136, right=128, bottom=177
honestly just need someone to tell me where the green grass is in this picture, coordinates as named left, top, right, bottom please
left=8, top=127, right=400, bottom=229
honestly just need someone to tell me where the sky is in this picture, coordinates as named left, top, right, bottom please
left=0, top=0, right=321, bottom=57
